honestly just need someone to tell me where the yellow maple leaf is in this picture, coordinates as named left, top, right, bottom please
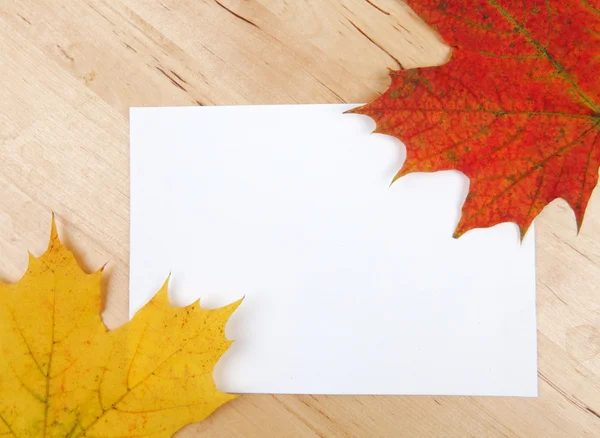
left=0, top=218, right=241, bottom=437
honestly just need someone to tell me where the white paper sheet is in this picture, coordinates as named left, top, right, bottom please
left=130, top=104, right=537, bottom=396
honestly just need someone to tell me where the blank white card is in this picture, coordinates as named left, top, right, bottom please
left=130, top=104, right=537, bottom=396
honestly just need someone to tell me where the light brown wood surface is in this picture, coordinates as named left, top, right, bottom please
left=1, top=0, right=600, bottom=436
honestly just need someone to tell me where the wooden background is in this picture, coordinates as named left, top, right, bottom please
left=1, top=0, right=600, bottom=436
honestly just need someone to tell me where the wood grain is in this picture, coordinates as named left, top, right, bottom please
left=1, top=0, right=599, bottom=436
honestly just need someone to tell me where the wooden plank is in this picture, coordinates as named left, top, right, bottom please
left=1, top=0, right=599, bottom=436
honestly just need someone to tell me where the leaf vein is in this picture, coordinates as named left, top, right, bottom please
left=489, top=0, right=600, bottom=112
left=465, top=122, right=600, bottom=224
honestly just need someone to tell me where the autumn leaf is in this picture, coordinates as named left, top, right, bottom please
left=350, top=0, right=600, bottom=238
left=0, top=217, right=241, bottom=437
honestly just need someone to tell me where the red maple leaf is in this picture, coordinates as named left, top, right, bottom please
left=350, top=0, right=600, bottom=238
